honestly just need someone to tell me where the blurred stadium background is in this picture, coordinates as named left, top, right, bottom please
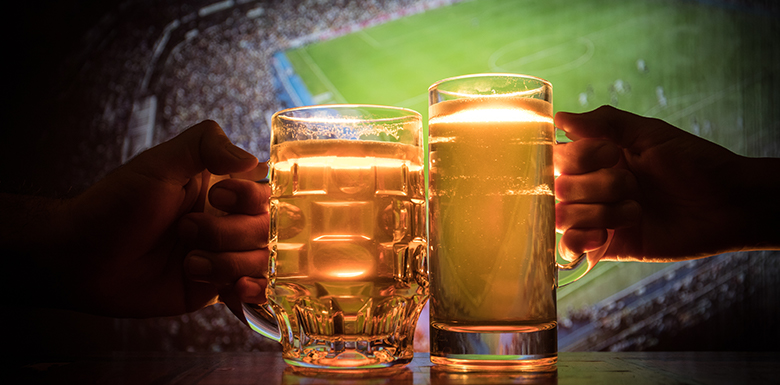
left=4, top=0, right=778, bottom=355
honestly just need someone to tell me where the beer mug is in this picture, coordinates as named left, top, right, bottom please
left=243, top=105, right=429, bottom=369
left=427, top=74, right=610, bottom=371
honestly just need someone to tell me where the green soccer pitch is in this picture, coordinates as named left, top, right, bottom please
left=283, top=0, right=777, bottom=313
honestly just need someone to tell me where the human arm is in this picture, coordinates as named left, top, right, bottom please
left=2, top=120, right=269, bottom=318
left=554, top=105, right=780, bottom=262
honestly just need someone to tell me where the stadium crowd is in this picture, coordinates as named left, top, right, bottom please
left=558, top=250, right=778, bottom=352
left=154, top=0, right=444, bottom=157
left=46, top=0, right=447, bottom=192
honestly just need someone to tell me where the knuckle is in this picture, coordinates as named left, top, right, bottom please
left=199, top=119, right=221, bottom=131
left=595, top=105, right=618, bottom=115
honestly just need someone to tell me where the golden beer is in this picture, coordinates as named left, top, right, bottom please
left=428, top=91, right=557, bottom=370
left=268, top=139, right=428, bottom=368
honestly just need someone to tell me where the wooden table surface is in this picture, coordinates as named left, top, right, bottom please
left=13, top=351, right=779, bottom=384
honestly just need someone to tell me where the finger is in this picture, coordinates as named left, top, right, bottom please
left=209, top=179, right=270, bottom=215
left=559, top=228, right=609, bottom=260
left=554, top=138, right=621, bottom=175
left=216, top=276, right=268, bottom=325
left=234, top=276, right=267, bottom=304
left=183, top=248, right=269, bottom=285
left=133, top=120, right=258, bottom=186
left=231, top=162, right=270, bottom=182
left=555, top=106, right=679, bottom=152
left=556, top=168, right=638, bottom=203
left=556, top=200, right=641, bottom=231
left=555, top=106, right=637, bottom=145
left=179, top=212, right=270, bottom=250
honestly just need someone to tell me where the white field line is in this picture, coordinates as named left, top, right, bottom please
left=298, top=47, right=347, bottom=103
left=488, top=36, right=595, bottom=76
left=358, top=30, right=381, bottom=48
left=486, top=8, right=666, bottom=77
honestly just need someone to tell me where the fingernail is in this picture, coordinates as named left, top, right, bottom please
left=209, top=186, right=237, bottom=207
left=185, top=255, right=212, bottom=278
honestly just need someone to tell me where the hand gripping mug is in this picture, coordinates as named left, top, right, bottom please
left=243, top=105, right=429, bottom=370
left=427, top=73, right=610, bottom=372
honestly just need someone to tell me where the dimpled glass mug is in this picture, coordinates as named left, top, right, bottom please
left=427, top=73, right=609, bottom=372
left=243, top=104, right=429, bottom=369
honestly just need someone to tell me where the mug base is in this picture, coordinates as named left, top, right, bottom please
left=430, top=321, right=558, bottom=372
left=284, top=356, right=412, bottom=370
left=282, top=337, right=415, bottom=370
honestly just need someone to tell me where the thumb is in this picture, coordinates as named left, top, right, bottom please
left=555, top=106, right=645, bottom=148
left=555, top=105, right=675, bottom=151
left=555, top=105, right=639, bottom=145
left=133, top=120, right=259, bottom=185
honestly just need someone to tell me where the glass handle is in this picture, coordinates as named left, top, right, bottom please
left=557, top=229, right=614, bottom=287
left=242, top=302, right=282, bottom=342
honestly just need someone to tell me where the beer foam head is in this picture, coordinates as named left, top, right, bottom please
left=272, top=104, right=422, bottom=146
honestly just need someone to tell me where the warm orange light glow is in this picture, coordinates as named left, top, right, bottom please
left=429, top=108, right=553, bottom=125
left=290, top=156, right=403, bottom=166
left=313, top=235, right=372, bottom=242
left=334, top=271, right=366, bottom=278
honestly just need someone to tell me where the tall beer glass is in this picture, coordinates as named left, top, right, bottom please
left=243, top=105, right=428, bottom=369
left=428, top=74, right=558, bottom=371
